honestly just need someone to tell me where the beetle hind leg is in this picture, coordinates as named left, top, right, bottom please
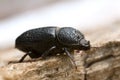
left=19, top=51, right=37, bottom=62
left=8, top=53, right=28, bottom=64
left=19, top=53, right=28, bottom=62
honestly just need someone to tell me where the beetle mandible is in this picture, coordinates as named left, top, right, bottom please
left=16, top=27, right=90, bottom=67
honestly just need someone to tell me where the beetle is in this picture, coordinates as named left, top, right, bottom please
left=15, top=27, right=90, bottom=68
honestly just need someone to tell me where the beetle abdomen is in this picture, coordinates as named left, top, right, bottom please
left=16, top=27, right=57, bottom=54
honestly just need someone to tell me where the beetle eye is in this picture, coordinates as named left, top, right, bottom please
left=77, top=35, right=83, bottom=41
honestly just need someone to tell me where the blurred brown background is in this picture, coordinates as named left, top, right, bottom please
left=0, top=0, right=62, bottom=19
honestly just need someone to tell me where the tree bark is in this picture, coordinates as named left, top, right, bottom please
left=0, top=41, right=120, bottom=80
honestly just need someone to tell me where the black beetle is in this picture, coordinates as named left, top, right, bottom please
left=15, top=27, right=90, bottom=67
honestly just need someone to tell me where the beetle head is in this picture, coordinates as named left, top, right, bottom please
left=74, top=30, right=90, bottom=50
left=79, top=38, right=90, bottom=50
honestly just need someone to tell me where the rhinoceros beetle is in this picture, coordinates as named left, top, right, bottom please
left=15, top=27, right=90, bottom=68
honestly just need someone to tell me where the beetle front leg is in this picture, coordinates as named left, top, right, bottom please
left=64, top=48, right=77, bottom=69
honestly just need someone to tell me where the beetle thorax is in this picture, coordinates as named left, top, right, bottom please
left=56, top=27, right=84, bottom=48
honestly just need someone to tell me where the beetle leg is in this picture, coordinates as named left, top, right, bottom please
left=19, top=53, right=28, bottom=62
left=8, top=53, right=29, bottom=64
left=41, top=46, right=56, bottom=59
left=64, top=48, right=77, bottom=69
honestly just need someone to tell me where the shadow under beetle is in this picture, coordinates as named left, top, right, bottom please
left=15, top=27, right=90, bottom=68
